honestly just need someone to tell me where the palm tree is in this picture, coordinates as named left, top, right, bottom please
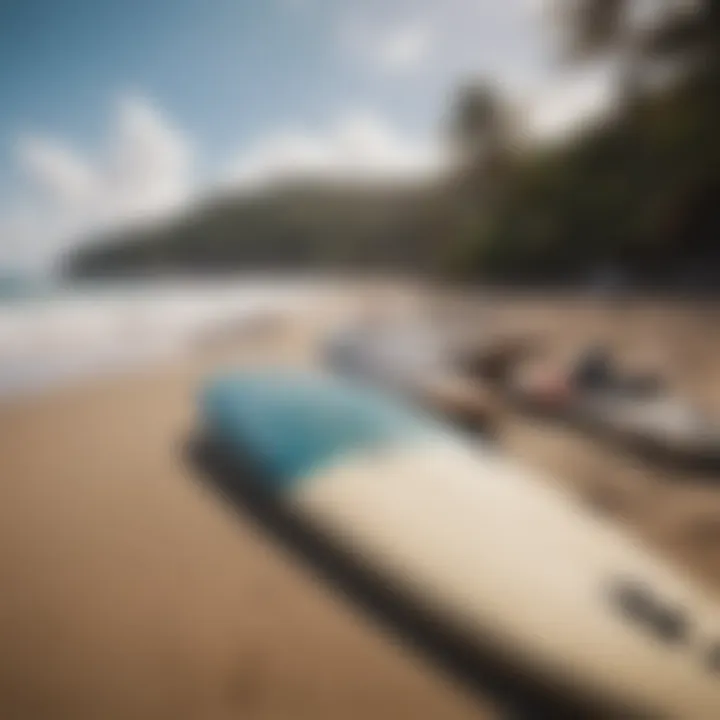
left=448, top=82, right=514, bottom=204
left=558, top=0, right=627, bottom=59
left=558, top=0, right=718, bottom=70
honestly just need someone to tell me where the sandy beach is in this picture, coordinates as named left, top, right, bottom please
left=0, top=332, right=492, bottom=720
left=0, top=293, right=719, bottom=720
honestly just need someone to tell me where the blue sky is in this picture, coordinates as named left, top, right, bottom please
left=1, top=0, right=340, bottom=175
left=0, top=0, right=539, bottom=150
left=0, top=0, right=613, bottom=269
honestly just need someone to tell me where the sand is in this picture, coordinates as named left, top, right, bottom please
left=0, top=293, right=718, bottom=720
left=0, top=334, right=487, bottom=720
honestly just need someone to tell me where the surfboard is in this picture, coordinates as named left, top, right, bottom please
left=579, top=394, right=720, bottom=460
left=511, top=371, right=720, bottom=469
left=196, top=369, right=720, bottom=719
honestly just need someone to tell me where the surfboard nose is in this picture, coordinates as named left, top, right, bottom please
left=200, top=370, right=437, bottom=489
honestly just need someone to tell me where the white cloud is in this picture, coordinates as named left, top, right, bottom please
left=108, top=96, right=192, bottom=223
left=523, top=0, right=546, bottom=15
left=341, top=16, right=433, bottom=75
left=524, top=67, right=617, bottom=138
left=17, top=137, right=97, bottom=207
left=376, top=21, right=433, bottom=73
left=0, top=95, right=193, bottom=269
left=225, top=111, right=443, bottom=190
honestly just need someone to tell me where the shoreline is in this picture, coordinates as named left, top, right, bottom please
left=0, top=278, right=347, bottom=402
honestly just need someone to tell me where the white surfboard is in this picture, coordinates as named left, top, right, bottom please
left=582, top=394, right=720, bottom=458
left=200, top=370, right=720, bottom=718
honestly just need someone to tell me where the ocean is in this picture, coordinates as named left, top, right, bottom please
left=0, top=276, right=326, bottom=400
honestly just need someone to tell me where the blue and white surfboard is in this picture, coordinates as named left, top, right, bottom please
left=199, top=370, right=720, bottom=719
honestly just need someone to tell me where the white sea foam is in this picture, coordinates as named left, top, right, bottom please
left=0, top=277, right=328, bottom=399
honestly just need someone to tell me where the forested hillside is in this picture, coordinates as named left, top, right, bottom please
left=65, top=180, right=439, bottom=277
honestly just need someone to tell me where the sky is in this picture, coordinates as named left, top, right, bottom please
left=0, top=0, right=616, bottom=270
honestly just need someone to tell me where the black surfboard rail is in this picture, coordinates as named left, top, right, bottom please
left=186, top=432, right=649, bottom=720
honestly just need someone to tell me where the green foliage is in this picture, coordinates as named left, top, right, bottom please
left=445, top=0, right=720, bottom=284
